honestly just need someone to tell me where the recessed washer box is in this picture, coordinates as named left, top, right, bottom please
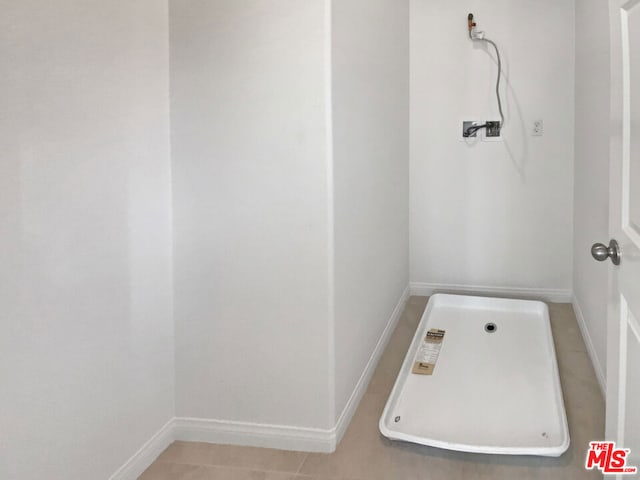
left=379, top=294, right=570, bottom=457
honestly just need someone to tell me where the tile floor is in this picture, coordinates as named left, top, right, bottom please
left=141, top=296, right=605, bottom=479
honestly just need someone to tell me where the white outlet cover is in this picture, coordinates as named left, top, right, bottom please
left=533, top=120, right=544, bottom=136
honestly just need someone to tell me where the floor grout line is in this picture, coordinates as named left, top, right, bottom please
left=294, top=452, right=308, bottom=475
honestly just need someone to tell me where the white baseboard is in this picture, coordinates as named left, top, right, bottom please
left=333, top=285, right=410, bottom=445
left=108, top=418, right=175, bottom=480
left=108, top=415, right=335, bottom=479
left=172, top=284, right=410, bottom=454
left=110, top=286, right=411, bottom=476
left=571, top=295, right=606, bottom=396
left=410, top=282, right=572, bottom=303
left=173, top=417, right=334, bottom=453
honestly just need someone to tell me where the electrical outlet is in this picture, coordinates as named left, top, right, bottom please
left=533, top=119, right=543, bottom=136
left=485, top=121, right=501, bottom=137
left=482, top=120, right=502, bottom=142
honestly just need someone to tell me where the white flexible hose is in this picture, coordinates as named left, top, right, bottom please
left=469, top=30, right=505, bottom=128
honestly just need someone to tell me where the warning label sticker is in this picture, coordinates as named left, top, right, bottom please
left=412, top=329, right=445, bottom=375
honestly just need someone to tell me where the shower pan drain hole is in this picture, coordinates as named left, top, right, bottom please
left=484, top=323, right=497, bottom=333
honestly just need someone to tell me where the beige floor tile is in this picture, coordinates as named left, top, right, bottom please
left=567, top=404, right=606, bottom=447
left=551, top=327, right=588, bottom=355
left=549, top=304, right=589, bottom=354
left=560, top=378, right=604, bottom=415
left=146, top=297, right=605, bottom=480
left=557, top=349, right=599, bottom=382
left=201, top=466, right=298, bottom=480
left=383, top=442, right=477, bottom=480
left=407, top=295, right=429, bottom=307
left=156, top=441, right=306, bottom=473
left=298, top=393, right=394, bottom=479
left=297, top=445, right=391, bottom=479
left=156, top=442, right=211, bottom=466
left=139, top=462, right=204, bottom=480
left=460, top=448, right=603, bottom=480
left=295, top=476, right=360, bottom=480
left=141, top=463, right=299, bottom=480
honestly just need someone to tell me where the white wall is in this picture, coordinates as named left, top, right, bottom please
left=410, top=0, right=575, bottom=298
left=332, top=0, right=410, bottom=420
left=170, top=0, right=333, bottom=429
left=572, top=0, right=610, bottom=388
left=2, top=2, right=591, bottom=474
left=0, top=2, right=174, bottom=479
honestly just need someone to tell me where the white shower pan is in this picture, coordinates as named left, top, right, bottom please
left=380, top=294, right=569, bottom=456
